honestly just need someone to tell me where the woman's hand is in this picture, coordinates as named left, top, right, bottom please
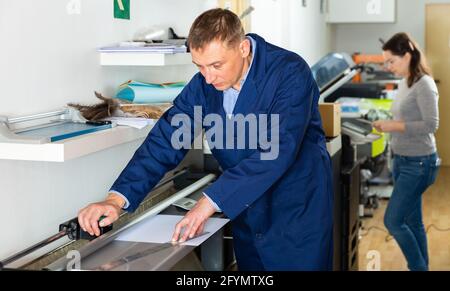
left=372, top=120, right=406, bottom=133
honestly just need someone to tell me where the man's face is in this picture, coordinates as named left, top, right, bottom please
left=191, top=38, right=251, bottom=91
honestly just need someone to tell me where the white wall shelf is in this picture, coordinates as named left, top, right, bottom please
left=100, top=52, right=192, bottom=66
left=0, top=125, right=153, bottom=162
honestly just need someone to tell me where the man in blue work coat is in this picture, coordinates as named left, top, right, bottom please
left=78, top=8, right=333, bottom=271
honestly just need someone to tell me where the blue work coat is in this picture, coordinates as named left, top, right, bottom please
left=111, top=33, right=334, bottom=271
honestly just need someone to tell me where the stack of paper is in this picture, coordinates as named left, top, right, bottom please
left=105, top=117, right=157, bottom=129
left=98, top=43, right=187, bottom=54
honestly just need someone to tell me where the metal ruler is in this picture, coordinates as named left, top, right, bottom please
left=92, top=232, right=210, bottom=271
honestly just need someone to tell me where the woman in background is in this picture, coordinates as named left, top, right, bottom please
left=373, top=32, right=440, bottom=271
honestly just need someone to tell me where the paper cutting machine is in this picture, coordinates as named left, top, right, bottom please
left=0, top=168, right=232, bottom=271
left=0, top=108, right=116, bottom=144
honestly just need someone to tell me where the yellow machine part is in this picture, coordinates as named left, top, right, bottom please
left=372, top=130, right=387, bottom=158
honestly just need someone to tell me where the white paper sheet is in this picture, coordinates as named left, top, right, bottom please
left=115, top=214, right=229, bottom=246
left=105, top=117, right=156, bottom=129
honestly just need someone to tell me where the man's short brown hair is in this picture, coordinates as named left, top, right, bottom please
left=188, top=8, right=245, bottom=50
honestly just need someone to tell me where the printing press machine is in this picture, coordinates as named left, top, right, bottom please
left=0, top=160, right=234, bottom=271
left=312, top=53, right=384, bottom=270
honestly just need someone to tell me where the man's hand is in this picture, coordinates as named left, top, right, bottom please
left=172, top=197, right=216, bottom=243
left=77, top=193, right=125, bottom=237
left=372, top=120, right=405, bottom=133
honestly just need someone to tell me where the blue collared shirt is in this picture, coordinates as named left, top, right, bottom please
left=222, top=36, right=257, bottom=117
left=204, top=36, right=256, bottom=211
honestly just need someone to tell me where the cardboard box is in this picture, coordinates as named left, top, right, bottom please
left=319, top=103, right=341, bottom=137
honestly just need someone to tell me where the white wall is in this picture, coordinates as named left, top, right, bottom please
left=0, top=0, right=216, bottom=117
left=331, top=0, right=450, bottom=54
left=0, top=0, right=216, bottom=262
left=251, top=0, right=331, bottom=66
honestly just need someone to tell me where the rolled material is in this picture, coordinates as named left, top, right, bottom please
left=116, top=81, right=186, bottom=104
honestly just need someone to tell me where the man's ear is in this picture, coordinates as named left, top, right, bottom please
left=239, top=38, right=251, bottom=58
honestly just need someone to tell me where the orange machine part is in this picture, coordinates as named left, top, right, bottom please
left=352, top=54, right=385, bottom=84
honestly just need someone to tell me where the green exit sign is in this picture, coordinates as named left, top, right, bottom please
left=114, top=0, right=130, bottom=20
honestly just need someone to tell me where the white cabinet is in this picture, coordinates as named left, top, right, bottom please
left=327, top=0, right=396, bottom=23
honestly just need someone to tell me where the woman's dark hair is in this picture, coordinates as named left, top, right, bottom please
left=382, top=32, right=432, bottom=87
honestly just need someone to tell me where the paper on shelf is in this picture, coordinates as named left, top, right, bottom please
left=98, top=44, right=187, bottom=54
left=105, top=117, right=156, bottom=129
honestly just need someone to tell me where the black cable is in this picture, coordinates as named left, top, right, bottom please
left=426, top=224, right=450, bottom=233
left=360, top=223, right=450, bottom=243
left=360, top=225, right=392, bottom=242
